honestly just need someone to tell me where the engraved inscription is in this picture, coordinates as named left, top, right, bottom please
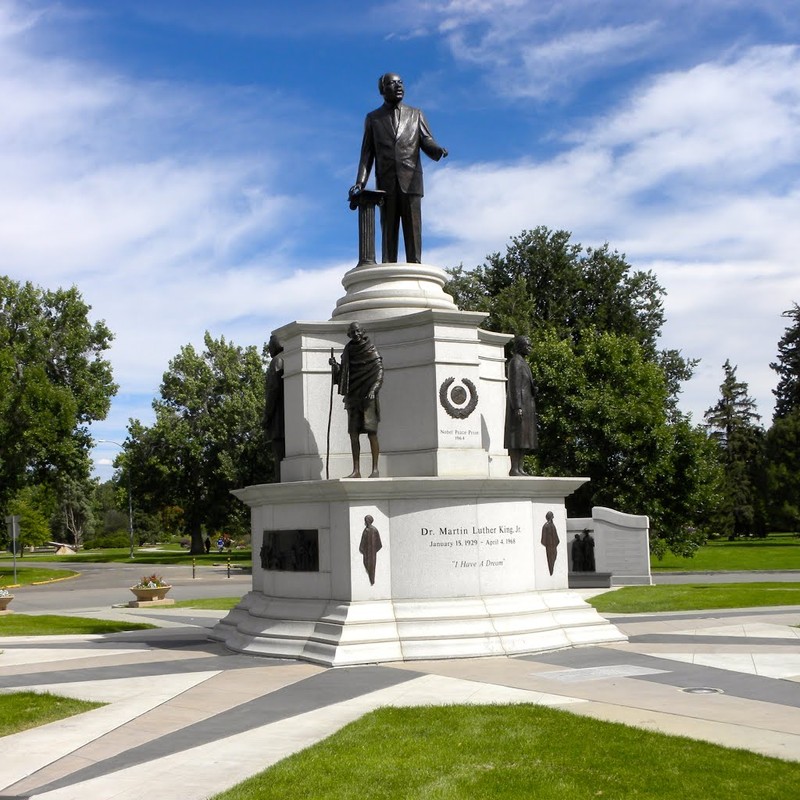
left=420, top=522, right=522, bottom=565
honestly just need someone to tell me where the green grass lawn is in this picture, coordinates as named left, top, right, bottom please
left=0, top=566, right=78, bottom=587
left=0, top=548, right=252, bottom=567
left=652, top=531, right=800, bottom=571
left=0, top=614, right=156, bottom=635
left=210, top=705, right=800, bottom=800
left=589, top=582, right=800, bottom=613
left=0, top=691, right=105, bottom=737
left=172, top=597, right=241, bottom=610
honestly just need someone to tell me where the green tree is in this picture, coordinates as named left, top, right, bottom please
left=7, top=486, right=53, bottom=554
left=446, top=227, right=718, bottom=556
left=55, top=473, right=95, bottom=549
left=704, top=360, right=766, bottom=538
left=159, top=505, right=185, bottom=539
left=85, top=479, right=130, bottom=548
left=0, top=278, right=116, bottom=512
left=91, top=479, right=126, bottom=532
left=764, top=306, right=800, bottom=530
left=771, top=303, right=800, bottom=420
left=764, top=409, right=800, bottom=531
left=125, top=332, right=270, bottom=554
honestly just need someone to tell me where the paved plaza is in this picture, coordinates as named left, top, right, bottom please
left=1, top=565, right=799, bottom=799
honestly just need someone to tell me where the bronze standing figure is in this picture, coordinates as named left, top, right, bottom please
left=350, top=72, right=447, bottom=264
left=582, top=529, right=596, bottom=572
left=329, top=322, right=384, bottom=478
left=504, top=335, right=538, bottom=476
left=263, top=333, right=285, bottom=482
left=571, top=533, right=584, bottom=571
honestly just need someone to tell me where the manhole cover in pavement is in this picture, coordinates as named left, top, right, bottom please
left=681, top=687, right=724, bottom=694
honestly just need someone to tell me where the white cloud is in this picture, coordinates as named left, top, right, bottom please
left=86, top=261, right=347, bottom=393
left=422, top=0, right=666, bottom=100
left=511, top=23, right=659, bottom=99
left=0, top=2, right=46, bottom=38
left=588, top=46, right=800, bottom=188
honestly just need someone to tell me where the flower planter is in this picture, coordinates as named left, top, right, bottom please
left=129, top=585, right=172, bottom=602
left=0, top=595, right=14, bottom=612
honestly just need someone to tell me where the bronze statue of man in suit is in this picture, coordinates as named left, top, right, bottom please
left=350, top=72, right=448, bottom=264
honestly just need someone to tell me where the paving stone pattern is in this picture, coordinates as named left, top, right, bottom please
left=2, top=603, right=800, bottom=799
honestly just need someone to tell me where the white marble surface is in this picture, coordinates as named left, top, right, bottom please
left=273, top=309, right=511, bottom=481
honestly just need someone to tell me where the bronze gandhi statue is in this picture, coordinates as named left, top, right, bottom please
left=329, top=322, right=384, bottom=478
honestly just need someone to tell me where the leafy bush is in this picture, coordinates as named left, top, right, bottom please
left=85, top=531, right=133, bottom=549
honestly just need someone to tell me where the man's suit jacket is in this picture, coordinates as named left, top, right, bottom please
left=356, top=103, right=445, bottom=197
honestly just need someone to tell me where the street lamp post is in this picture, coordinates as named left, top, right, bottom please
left=97, top=439, right=135, bottom=559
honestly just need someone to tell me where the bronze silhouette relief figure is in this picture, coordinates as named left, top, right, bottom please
left=570, top=529, right=596, bottom=572
left=350, top=72, right=448, bottom=264
left=329, top=322, right=384, bottom=478
left=571, top=533, right=584, bottom=572
left=359, top=514, right=383, bottom=585
left=541, top=511, right=560, bottom=576
left=582, top=529, right=596, bottom=572
left=504, top=335, right=538, bottom=476
left=263, top=333, right=285, bottom=482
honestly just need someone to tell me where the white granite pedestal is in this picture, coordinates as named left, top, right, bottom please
left=210, top=477, right=626, bottom=666
left=212, top=260, right=627, bottom=665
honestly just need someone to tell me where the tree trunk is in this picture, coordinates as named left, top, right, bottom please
left=63, top=506, right=84, bottom=550
left=188, top=517, right=205, bottom=555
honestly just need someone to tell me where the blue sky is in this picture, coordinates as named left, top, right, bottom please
left=2, top=0, right=799, bottom=479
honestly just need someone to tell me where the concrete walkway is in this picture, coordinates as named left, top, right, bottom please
left=1, top=567, right=799, bottom=798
